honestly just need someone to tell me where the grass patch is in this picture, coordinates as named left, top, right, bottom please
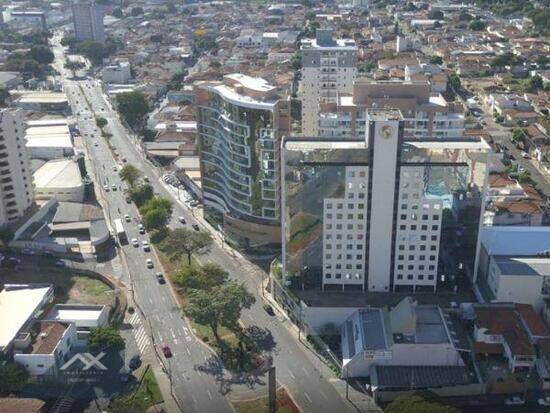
left=109, top=365, right=163, bottom=413
left=287, top=212, right=322, bottom=256
left=232, top=387, right=300, bottom=413
left=1, top=268, right=114, bottom=307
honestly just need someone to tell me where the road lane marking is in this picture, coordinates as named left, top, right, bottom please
left=319, top=389, right=328, bottom=400
left=289, top=371, right=296, bottom=380
left=301, top=366, right=309, bottom=376
left=207, top=390, right=213, bottom=400
left=304, top=392, right=312, bottom=403
left=186, top=347, right=191, bottom=356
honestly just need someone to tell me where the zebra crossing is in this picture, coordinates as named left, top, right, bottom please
left=128, top=312, right=151, bottom=355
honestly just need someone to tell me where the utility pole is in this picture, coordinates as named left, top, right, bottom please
left=268, top=366, right=276, bottom=413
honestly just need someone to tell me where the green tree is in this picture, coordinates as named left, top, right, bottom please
left=28, top=45, right=54, bottom=64
left=95, top=116, right=108, bottom=128
left=161, top=228, right=212, bottom=264
left=119, top=164, right=141, bottom=187
left=491, top=53, right=522, bottom=68
left=186, top=282, right=255, bottom=342
left=384, top=394, right=461, bottom=413
left=527, top=75, right=543, bottom=92
left=61, top=34, right=77, bottom=48
left=0, top=362, right=29, bottom=396
left=458, top=12, right=473, bottom=21
left=430, top=55, right=443, bottom=65
left=116, top=91, right=149, bottom=129
left=141, top=128, right=156, bottom=142
left=143, top=208, right=169, bottom=230
left=428, top=10, right=444, bottom=20
left=140, top=197, right=172, bottom=217
left=449, top=73, right=461, bottom=90
left=131, top=7, right=144, bottom=16
left=76, top=41, right=108, bottom=65
left=89, top=327, right=125, bottom=351
left=173, top=263, right=228, bottom=291
left=469, top=19, right=487, bottom=31
left=129, top=184, right=154, bottom=206
left=0, top=88, right=9, bottom=107
left=112, top=7, right=123, bottom=18
left=512, top=128, right=525, bottom=142
left=4, top=57, right=41, bottom=77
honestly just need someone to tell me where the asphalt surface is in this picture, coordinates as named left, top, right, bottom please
left=52, top=34, right=365, bottom=413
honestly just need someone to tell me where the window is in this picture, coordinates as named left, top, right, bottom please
left=408, top=255, right=414, bottom=260
left=347, top=224, right=353, bottom=230
left=419, top=265, right=425, bottom=270
left=400, top=225, right=406, bottom=230
left=411, top=225, right=417, bottom=230
left=433, top=214, right=439, bottom=220
left=401, top=204, right=407, bottom=210
left=418, top=274, right=424, bottom=280
left=422, top=214, right=428, bottom=220
left=336, top=224, right=342, bottom=230
left=409, top=245, right=415, bottom=251
left=356, top=264, right=362, bottom=269
left=400, top=214, right=407, bottom=220
left=336, top=234, right=342, bottom=240
left=326, top=213, right=332, bottom=219
left=358, top=214, right=364, bottom=220
left=421, top=225, right=428, bottom=231
left=428, top=275, right=434, bottom=280
left=430, top=245, right=437, bottom=251
left=432, top=225, right=439, bottom=231
left=429, top=265, right=435, bottom=271
left=357, top=244, right=363, bottom=250
left=420, top=245, right=426, bottom=251
left=337, top=214, right=343, bottom=219
left=326, top=203, right=333, bottom=209
left=326, top=234, right=332, bottom=240
left=430, top=255, right=436, bottom=261
left=337, top=203, right=343, bottom=209
left=407, top=274, right=414, bottom=280
left=431, top=235, right=437, bottom=241
left=398, top=254, right=404, bottom=260
left=326, top=224, right=332, bottom=230
left=356, top=254, right=363, bottom=259
left=325, top=254, right=332, bottom=259
left=398, top=245, right=405, bottom=250
left=335, top=273, right=342, bottom=279
left=397, top=264, right=404, bottom=270
left=408, top=264, right=414, bottom=270
left=325, top=273, right=332, bottom=279
left=348, top=204, right=354, bottom=210
left=397, top=274, right=403, bottom=280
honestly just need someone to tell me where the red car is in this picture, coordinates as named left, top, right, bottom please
left=162, top=344, right=172, bottom=358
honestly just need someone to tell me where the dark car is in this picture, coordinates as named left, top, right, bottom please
left=129, top=355, right=141, bottom=370
left=192, top=224, right=200, bottom=231
left=162, top=344, right=172, bottom=358
left=156, top=272, right=166, bottom=284
left=263, top=304, right=275, bottom=316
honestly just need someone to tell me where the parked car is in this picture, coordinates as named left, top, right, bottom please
left=162, top=344, right=172, bottom=358
left=131, top=238, right=139, bottom=247
left=146, top=258, right=153, bottom=268
left=111, top=183, right=117, bottom=191
left=189, top=200, right=199, bottom=207
left=138, top=224, right=145, bottom=234
left=178, top=216, right=186, bottom=224
left=55, top=260, right=66, bottom=267
left=192, top=224, right=200, bottom=231
left=263, top=304, right=274, bottom=316
left=538, top=396, right=550, bottom=406
left=521, top=151, right=530, bottom=159
left=504, top=396, right=525, bottom=406
left=21, top=248, right=35, bottom=256
left=124, top=214, right=131, bottom=223
left=103, top=184, right=109, bottom=192
left=129, top=355, right=141, bottom=370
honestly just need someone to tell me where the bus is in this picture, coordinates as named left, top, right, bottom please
left=114, top=218, right=128, bottom=245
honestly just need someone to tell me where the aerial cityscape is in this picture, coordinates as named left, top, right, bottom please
left=0, top=0, right=549, bottom=412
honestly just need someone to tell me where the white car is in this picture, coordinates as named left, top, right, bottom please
left=138, top=223, right=145, bottom=234
left=131, top=238, right=139, bottom=247
left=521, top=152, right=530, bottom=159
left=538, top=396, right=550, bottom=406
left=124, top=214, right=131, bottom=222
left=103, top=184, right=109, bottom=192
left=504, top=396, right=525, bottom=406
left=21, top=248, right=35, bottom=256
left=142, top=241, right=150, bottom=252
left=146, top=258, right=153, bottom=268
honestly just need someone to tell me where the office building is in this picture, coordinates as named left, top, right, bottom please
left=300, top=29, right=357, bottom=136
left=71, top=2, right=105, bottom=43
left=318, top=80, right=464, bottom=139
left=281, top=109, right=490, bottom=293
left=0, top=109, right=34, bottom=227
left=195, top=74, right=290, bottom=249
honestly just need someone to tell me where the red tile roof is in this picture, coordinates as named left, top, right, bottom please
left=474, top=305, right=535, bottom=357
left=516, top=303, right=550, bottom=338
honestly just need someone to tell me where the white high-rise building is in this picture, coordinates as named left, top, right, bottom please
left=71, top=2, right=105, bottom=43
left=282, top=109, right=491, bottom=293
left=0, top=109, right=34, bottom=227
left=300, top=29, right=357, bottom=136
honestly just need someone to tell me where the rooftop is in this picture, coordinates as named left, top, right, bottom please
left=33, top=159, right=83, bottom=189
left=0, top=284, right=53, bottom=351
left=494, top=257, right=550, bottom=277
left=480, top=226, right=550, bottom=256
left=29, top=321, right=69, bottom=355
left=45, top=304, right=106, bottom=323
left=372, top=365, right=475, bottom=389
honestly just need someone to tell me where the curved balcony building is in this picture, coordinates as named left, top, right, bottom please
left=195, top=74, right=290, bottom=249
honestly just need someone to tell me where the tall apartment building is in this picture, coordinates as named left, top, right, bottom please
left=282, top=109, right=490, bottom=293
left=300, top=29, right=357, bottom=136
left=71, top=2, right=104, bottom=43
left=195, top=74, right=290, bottom=249
left=318, top=80, right=464, bottom=139
left=0, top=109, right=34, bottom=227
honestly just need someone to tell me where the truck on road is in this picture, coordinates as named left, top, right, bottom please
left=114, top=218, right=128, bottom=245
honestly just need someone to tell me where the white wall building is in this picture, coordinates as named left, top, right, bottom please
left=341, top=298, right=463, bottom=378
left=0, top=109, right=34, bottom=227
left=300, top=29, right=357, bottom=136
left=101, top=62, right=131, bottom=84
left=14, top=321, right=77, bottom=376
left=71, top=2, right=104, bottom=43
left=33, top=159, right=85, bottom=202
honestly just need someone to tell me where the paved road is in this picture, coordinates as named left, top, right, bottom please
left=52, top=35, right=367, bottom=413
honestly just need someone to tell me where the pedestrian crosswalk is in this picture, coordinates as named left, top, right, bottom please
left=128, top=312, right=151, bottom=355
